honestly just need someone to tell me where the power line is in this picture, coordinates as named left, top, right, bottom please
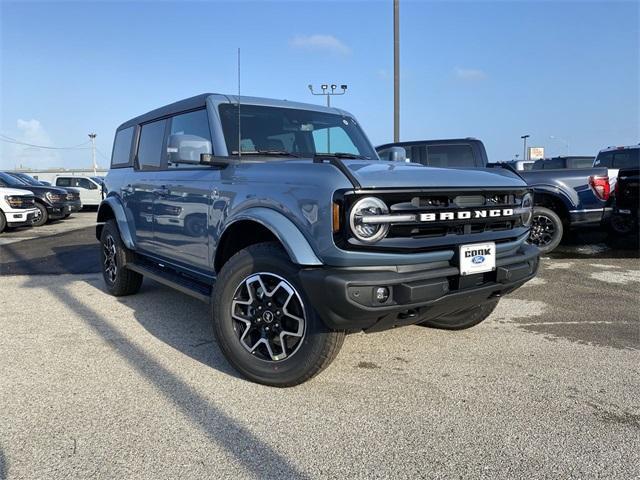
left=0, top=134, right=91, bottom=150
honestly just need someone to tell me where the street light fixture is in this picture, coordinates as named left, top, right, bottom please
left=308, top=83, right=348, bottom=108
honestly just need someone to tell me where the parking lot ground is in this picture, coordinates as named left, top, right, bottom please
left=1, top=222, right=639, bottom=479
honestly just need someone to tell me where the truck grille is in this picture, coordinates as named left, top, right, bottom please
left=66, top=192, right=80, bottom=201
left=337, top=188, right=530, bottom=253
left=8, top=196, right=36, bottom=209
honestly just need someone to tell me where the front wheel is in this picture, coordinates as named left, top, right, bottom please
left=528, top=206, right=563, bottom=253
left=0, top=211, right=6, bottom=233
left=32, top=203, right=48, bottom=227
left=212, top=243, right=345, bottom=387
left=418, top=299, right=499, bottom=330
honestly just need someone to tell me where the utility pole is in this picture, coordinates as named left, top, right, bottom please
left=521, top=134, right=530, bottom=161
left=88, top=133, right=97, bottom=175
left=308, top=84, right=348, bottom=153
left=393, top=0, right=400, bottom=142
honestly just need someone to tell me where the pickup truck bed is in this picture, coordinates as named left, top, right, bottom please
left=517, top=167, right=609, bottom=227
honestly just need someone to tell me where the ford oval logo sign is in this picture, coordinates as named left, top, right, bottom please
left=472, top=255, right=485, bottom=264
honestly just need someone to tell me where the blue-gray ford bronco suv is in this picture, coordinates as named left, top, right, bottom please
left=97, top=93, right=539, bottom=386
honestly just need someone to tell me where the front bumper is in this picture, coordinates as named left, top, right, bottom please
left=6, top=210, right=38, bottom=228
left=66, top=200, right=82, bottom=213
left=47, top=202, right=70, bottom=219
left=300, top=243, right=539, bottom=332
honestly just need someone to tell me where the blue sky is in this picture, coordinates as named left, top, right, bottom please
left=1, top=0, right=638, bottom=169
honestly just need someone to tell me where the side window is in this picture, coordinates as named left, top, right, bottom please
left=56, top=177, right=71, bottom=187
left=594, top=152, right=613, bottom=168
left=76, top=178, right=96, bottom=189
left=111, top=127, right=135, bottom=168
left=167, top=109, right=212, bottom=168
left=312, top=127, right=358, bottom=155
left=137, top=119, right=167, bottom=170
left=613, top=150, right=639, bottom=169
left=544, top=158, right=564, bottom=169
left=426, top=145, right=475, bottom=168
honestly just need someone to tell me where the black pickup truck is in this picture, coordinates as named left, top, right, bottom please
left=607, top=167, right=640, bottom=235
left=376, top=139, right=609, bottom=253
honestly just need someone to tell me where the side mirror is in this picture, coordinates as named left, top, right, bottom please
left=388, top=146, right=407, bottom=162
left=167, top=134, right=212, bottom=164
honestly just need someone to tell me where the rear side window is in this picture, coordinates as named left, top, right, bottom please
left=426, top=145, right=475, bottom=168
left=613, top=150, right=639, bottom=169
left=137, top=120, right=167, bottom=170
left=594, top=152, right=613, bottom=168
left=56, top=177, right=71, bottom=187
left=111, top=127, right=135, bottom=168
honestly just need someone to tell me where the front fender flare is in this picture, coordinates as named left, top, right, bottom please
left=531, top=185, right=577, bottom=210
left=223, top=207, right=322, bottom=266
left=96, top=197, right=136, bottom=250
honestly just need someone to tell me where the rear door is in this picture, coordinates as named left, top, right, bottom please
left=127, top=118, right=168, bottom=252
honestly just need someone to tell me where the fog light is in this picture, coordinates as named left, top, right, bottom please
left=375, top=287, right=390, bottom=303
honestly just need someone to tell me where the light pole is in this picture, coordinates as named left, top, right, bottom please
left=308, top=84, right=348, bottom=153
left=393, top=0, right=400, bottom=142
left=550, top=135, right=569, bottom=156
left=521, top=134, right=530, bottom=161
left=88, top=133, right=97, bottom=175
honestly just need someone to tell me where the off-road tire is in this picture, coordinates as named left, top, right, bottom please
left=33, top=202, right=48, bottom=227
left=100, top=220, right=143, bottom=296
left=418, top=298, right=500, bottom=330
left=528, top=206, right=563, bottom=253
left=212, top=242, right=345, bottom=387
left=0, top=211, right=6, bottom=233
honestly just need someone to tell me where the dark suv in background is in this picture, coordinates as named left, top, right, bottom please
left=8, top=172, right=82, bottom=217
left=0, top=172, right=72, bottom=226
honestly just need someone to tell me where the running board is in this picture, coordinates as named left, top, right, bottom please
left=126, top=262, right=212, bottom=304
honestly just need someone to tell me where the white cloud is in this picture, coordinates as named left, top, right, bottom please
left=0, top=119, right=60, bottom=169
left=290, top=34, right=351, bottom=55
left=454, top=67, right=488, bottom=81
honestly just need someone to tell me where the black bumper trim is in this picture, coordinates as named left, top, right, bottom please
left=299, top=243, right=540, bottom=332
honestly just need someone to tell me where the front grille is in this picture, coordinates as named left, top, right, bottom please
left=336, top=188, right=529, bottom=253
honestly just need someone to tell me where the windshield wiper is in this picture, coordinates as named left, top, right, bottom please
left=231, top=150, right=302, bottom=158
left=314, top=152, right=369, bottom=160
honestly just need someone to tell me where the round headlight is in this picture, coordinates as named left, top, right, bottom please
left=521, top=193, right=533, bottom=227
left=349, top=197, right=389, bottom=243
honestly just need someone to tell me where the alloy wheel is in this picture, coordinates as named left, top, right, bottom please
left=231, top=272, right=306, bottom=362
left=529, top=214, right=556, bottom=247
left=103, top=234, right=118, bottom=283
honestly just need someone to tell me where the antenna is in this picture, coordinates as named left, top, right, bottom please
left=237, top=47, right=241, bottom=158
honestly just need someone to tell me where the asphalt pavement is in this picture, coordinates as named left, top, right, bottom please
left=0, top=214, right=638, bottom=479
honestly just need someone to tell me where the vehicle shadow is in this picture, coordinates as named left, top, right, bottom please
left=14, top=270, right=309, bottom=479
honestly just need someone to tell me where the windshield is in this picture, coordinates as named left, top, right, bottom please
left=0, top=172, right=29, bottom=187
left=218, top=104, right=377, bottom=159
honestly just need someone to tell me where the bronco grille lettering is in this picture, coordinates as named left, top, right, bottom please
left=419, top=208, right=513, bottom=222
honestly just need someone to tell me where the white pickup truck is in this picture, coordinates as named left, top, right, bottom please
left=0, top=187, right=40, bottom=233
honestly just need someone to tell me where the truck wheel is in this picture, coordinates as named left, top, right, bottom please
left=418, top=298, right=499, bottom=330
left=608, top=214, right=634, bottom=235
left=100, top=220, right=143, bottom=296
left=528, top=206, right=563, bottom=253
left=212, top=242, right=345, bottom=387
left=0, top=211, right=6, bottom=233
left=32, top=203, right=48, bottom=227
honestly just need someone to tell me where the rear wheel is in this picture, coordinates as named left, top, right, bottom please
left=212, top=242, right=345, bottom=387
left=100, top=220, right=143, bottom=296
left=32, top=203, right=48, bottom=227
left=418, top=299, right=499, bottom=330
left=528, top=206, right=563, bottom=253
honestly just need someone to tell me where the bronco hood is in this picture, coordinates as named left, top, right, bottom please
left=343, top=160, right=526, bottom=189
